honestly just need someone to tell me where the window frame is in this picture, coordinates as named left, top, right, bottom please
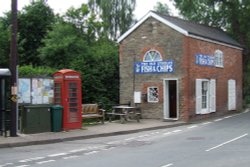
left=214, top=50, right=224, bottom=68
left=147, top=86, right=159, bottom=103
left=196, top=79, right=216, bottom=114
left=143, top=50, right=162, bottom=62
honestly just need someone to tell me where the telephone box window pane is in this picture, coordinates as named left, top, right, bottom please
left=69, top=98, right=77, bottom=103
left=54, top=83, right=61, bottom=104
left=69, top=103, right=77, bottom=107
left=70, top=108, right=78, bottom=112
left=69, top=93, right=77, bottom=97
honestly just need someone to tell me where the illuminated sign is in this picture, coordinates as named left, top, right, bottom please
left=134, top=60, right=174, bottom=74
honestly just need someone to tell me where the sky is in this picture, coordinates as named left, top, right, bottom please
left=0, top=0, right=178, bottom=19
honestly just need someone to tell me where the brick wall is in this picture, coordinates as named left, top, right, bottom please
left=184, top=37, right=243, bottom=121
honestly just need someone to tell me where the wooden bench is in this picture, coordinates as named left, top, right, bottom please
left=82, top=104, right=105, bottom=124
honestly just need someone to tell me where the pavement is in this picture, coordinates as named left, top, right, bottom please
left=0, top=119, right=187, bottom=148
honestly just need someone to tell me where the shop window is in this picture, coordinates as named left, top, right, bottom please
left=214, top=50, right=224, bottom=67
left=147, top=87, right=159, bottom=103
left=143, top=50, right=162, bottom=62
left=196, top=79, right=216, bottom=114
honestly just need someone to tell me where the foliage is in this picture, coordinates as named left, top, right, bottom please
left=18, top=0, right=55, bottom=66
left=18, top=65, right=57, bottom=77
left=174, top=0, right=250, bottom=103
left=38, top=4, right=120, bottom=106
left=39, top=22, right=88, bottom=69
left=0, top=17, right=10, bottom=67
left=88, top=0, right=136, bottom=40
left=153, top=2, right=172, bottom=15
left=0, top=0, right=135, bottom=107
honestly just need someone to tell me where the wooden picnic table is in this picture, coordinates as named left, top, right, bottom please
left=107, top=105, right=141, bottom=123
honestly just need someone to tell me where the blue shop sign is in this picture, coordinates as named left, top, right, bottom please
left=134, top=60, right=174, bottom=74
left=195, top=54, right=215, bottom=66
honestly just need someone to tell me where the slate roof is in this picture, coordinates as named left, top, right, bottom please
left=153, top=11, right=242, bottom=48
left=118, top=11, right=242, bottom=49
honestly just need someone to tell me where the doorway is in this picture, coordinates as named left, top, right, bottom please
left=163, top=79, right=178, bottom=120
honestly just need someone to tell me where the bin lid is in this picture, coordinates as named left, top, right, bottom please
left=51, top=105, right=63, bottom=109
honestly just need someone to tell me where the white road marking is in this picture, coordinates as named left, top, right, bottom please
left=19, top=157, right=45, bottom=163
left=107, top=141, right=121, bottom=145
left=163, top=132, right=172, bottom=136
left=224, top=115, right=233, bottom=119
left=15, top=165, right=30, bottom=167
left=150, top=131, right=160, bottom=135
left=160, top=163, right=173, bottom=167
left=63, top=155, right=79, bottom=159
left=48, top=153, right=67, bottom=157
left=0, top=163, right=13, bottom=167
left=36, top=160, right=55, bottom=165
left=84, top=151, right=99, bottom=155
left=125, top=137, right=136, bottom=141
left=138, top=134, right=150, bottom=138
left=172, top=129, right=182, bottom=133
left=243, top=110, right=249, bottom=113
left=202, top=121, right=212, bottom=125
left=101, top=147, right=116, bottom=151
left=87, top=146, right=99, bottom=150
left=206, top=133, right=248, bottom=152
left=187, top=125, right=198, bottom=129
left=214, top=118, right=223, bottom=122
left=69, top=148, right=87, bottom=153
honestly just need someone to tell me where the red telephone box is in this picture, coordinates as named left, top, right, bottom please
left=53, top=69, right=82, bottom=130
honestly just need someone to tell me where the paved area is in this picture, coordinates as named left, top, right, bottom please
left=0, top=119, right=187, bottom=148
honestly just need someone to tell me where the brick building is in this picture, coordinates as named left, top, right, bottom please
left=117, top=11, right=243, bottom=122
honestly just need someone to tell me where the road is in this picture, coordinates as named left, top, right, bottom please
left=0, top=110, right=250, bottom=167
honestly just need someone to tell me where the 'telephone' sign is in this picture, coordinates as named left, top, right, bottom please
left=134, top=60, right=174, bottom=74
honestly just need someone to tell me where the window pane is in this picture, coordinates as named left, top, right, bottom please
left=215, top=50, right=223, bottom=67
left=147, top=87, right=159, bottom=102
left=201, top=81, right=208, bottom=109
left=143, top=50, right=162, bottom=62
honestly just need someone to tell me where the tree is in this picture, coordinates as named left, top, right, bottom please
left=88, top=0, right=136, bottom=40
left=18, top=0, right=55, bottom=66
left=39, top=4, right=119, bottom=106
left=38, top=22, right=88, bottom=69
left=174, top=0, right=250, bottom=103
left=63, top=4, right=104, bottom=44
left=0, top=17, right=10, bottom=67
left=153, top=2, right=171, bottom=15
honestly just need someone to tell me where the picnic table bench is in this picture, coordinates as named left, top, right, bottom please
left=107, top=105, right=141, bottom=124
left=82, top=104, right=105, bottom=124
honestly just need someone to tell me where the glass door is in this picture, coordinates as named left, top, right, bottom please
left=67, top=81, right=79, bottom=123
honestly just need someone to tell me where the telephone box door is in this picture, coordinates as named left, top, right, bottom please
left=65, top=80, right=81, bottom=124
left=53, top=69, right=82, bottom=131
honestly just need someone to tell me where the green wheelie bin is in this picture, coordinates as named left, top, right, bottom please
left=51, top=105, right=63, bottom=132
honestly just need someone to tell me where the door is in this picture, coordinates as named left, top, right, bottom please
left=164, top=79, right=178, bottom=119
left=66, top=81, right=81, bottom=123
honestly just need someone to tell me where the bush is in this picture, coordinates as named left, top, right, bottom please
left=18, top=65, right=58, bottom=77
